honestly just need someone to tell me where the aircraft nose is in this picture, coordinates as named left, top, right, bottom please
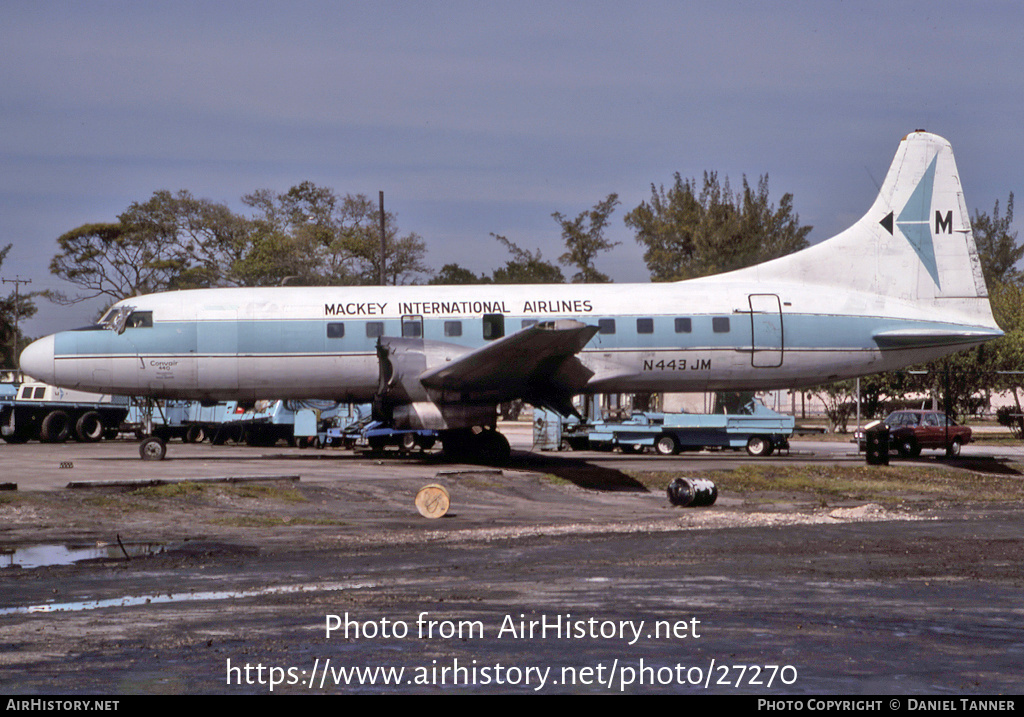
left=19, top=334, right=56, bottom=383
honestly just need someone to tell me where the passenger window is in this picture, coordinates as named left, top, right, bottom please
left=637, top=318, right=654, bottom=334
left=326, top=322, right=345, bottom=339
left=125, top=311, right=153, bottom=328
left=34, top=387, right=46, bottom=399
left=598, top=319, right=616, bottom=335
left=675, top=317, right=692, bottom=333
left=482, top=314, right=505, bottom=340
left=366, top=322, right=384, bottom=338
left=444, top=321, right=462, bottom=337
left=712, top=317, right=730, bottom=333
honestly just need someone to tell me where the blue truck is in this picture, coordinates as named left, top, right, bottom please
left=536, top=400, right=795, bottom=457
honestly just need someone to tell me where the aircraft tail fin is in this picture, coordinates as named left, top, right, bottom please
left=738, top=131, right=999, bottom=331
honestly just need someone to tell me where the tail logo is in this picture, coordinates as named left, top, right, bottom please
left=879, top=154, right=942, bottom=287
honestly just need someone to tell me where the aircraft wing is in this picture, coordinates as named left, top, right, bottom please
left=419, top=320, right=599, bottom=416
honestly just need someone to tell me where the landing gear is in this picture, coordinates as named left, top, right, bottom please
left=441, top=428, right=511, bottom=464
left=139, top=436, right=167, bottom=461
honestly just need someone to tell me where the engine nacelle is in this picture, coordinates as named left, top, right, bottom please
left=374, top=337, right=497, bottom=431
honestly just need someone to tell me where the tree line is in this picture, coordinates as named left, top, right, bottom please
left=2, top=174, right=1019, bottom=426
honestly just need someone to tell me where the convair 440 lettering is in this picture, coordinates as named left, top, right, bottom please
left=20, top=132, right=1003, bottom=462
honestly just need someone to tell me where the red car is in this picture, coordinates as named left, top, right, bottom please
left=883, top=410, right=972, bottom=457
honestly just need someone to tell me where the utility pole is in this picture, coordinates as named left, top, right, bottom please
left=2, top=275, right=31, bottom=367
left=379, top=191, right=386, bottom=286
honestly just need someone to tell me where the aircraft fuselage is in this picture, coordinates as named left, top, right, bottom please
left=23, top=279, right=995, bottom=404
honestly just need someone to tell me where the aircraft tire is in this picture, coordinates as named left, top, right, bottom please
left=40, top=410, right=71, bottom=443
left=74, top=411, right=104, bottom=442
left=476, top=430, right=510, bottom=465
left=139, top=436, right=167, bottom=461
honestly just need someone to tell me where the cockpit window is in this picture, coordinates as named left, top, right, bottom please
left=124, top=311, right=153, bottom=329
left=98, top=305, right=140, bottom=334
left=98, top=308, right=117, bottom=326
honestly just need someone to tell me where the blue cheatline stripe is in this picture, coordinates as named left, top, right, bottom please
left=53, top=312, right=988, bottom=359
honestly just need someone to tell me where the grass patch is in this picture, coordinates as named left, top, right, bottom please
left=129, top=481, right=306, bottom=503
left=626, top=463, right=1024, bottom=505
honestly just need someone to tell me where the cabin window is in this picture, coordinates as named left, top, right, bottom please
left=712, top=317, right=730, bottom=333
left=598, top=318, right=616, bottom=335
left=675, top=317, right=692, bottom=333
left=521, top=319, right=538, bottom=329
left=444, top=321, right=462, bottom=337
left=366, top=321, right=384, bottom=338
left=482, top=313, right=505, bottom=340
left=636, top=318, right=654, bottom=334
left=326, top=322, right=345, bottom=339
left=125, top=311, right=153, bottom=329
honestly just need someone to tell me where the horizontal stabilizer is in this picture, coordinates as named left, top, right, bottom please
left=872, top=327, right=1003, bottom=349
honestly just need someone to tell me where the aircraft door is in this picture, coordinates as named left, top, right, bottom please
left=748, top=294, right=783, bottom=367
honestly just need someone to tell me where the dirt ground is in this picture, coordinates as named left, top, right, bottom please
left=2, top=441, right=1023, bottom=695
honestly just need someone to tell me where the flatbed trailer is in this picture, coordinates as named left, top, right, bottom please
left=543, top=401, right=795, bottom=457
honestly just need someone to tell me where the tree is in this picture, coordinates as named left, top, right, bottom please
left=552, top=193, right=620, bottom=283
left=49, top=191, right=251, bottom=304
left=624, top=172, right=811, bottom=281
left=428, top=263, right=491, bottom=285
left=489, top=234, right=565, bottom=284
left=1, top=244, right=38, bottom=368
left=973, top=193, right=1020, bottom=288
left=241, top=186, right=429, bottom=286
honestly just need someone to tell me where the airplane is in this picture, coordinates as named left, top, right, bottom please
left=19, top=130, right=1003, bottom=462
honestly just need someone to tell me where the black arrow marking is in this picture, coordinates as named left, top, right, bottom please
left=880, top=211, right=894, bottom=235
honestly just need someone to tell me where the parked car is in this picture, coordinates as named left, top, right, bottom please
left=855, top=410, right=971, bottom=457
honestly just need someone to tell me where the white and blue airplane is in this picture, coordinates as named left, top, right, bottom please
left=20, top=131, right=1003, bottom=461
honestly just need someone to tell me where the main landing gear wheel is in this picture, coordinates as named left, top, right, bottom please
left=441, top=429, right=511, bottom=465
left=139, top=436, right=167, bottom=461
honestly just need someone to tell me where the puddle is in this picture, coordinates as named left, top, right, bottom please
left=0, top=581, right=375, bottom=615
left=1, top=542, right=166, bottom=569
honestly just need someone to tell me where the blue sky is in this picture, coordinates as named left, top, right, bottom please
left=3, top=1, right=1022, bottom=335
